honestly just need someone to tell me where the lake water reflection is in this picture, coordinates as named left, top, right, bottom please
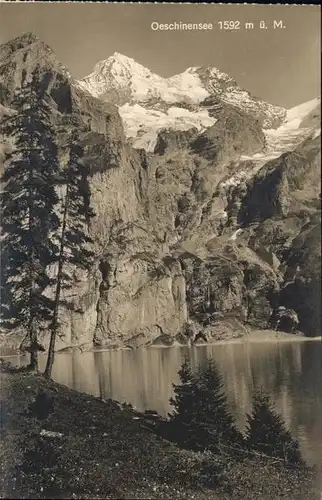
left=16, top=340, right=322, bottom=465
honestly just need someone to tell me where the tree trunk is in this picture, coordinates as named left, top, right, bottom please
left=28, top=253, right=38, bottom=371
left=29, top=317, right=38, bottom=371
left=44, top=183, right=70, bottom=378
left=28, top=151, right=38, bottom=371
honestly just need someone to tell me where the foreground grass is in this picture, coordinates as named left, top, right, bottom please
left=0, top=364, right=319, bottom=499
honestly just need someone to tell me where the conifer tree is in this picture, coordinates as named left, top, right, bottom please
left=168, top=357, right=200, bottom=448
left=0, top=80, right=60, bottom=370
left=168, top=358, right=242, bottom=452
left=193, top=360, right=243, bottom=451
left=44, top=132, right=95, bottom=378
left=246, top=392, right=303, bottom=465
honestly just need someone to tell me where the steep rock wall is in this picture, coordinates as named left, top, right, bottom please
left=1, top=34, right=320, bottom=350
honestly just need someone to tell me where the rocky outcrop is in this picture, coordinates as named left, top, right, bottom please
left=278, top=215, right=321, bottom=336
left=0, top=34, right=320, bottom=351
left=269, top=306, right=299, bottom=333
left=191, top=107, right=265, bottom=161
left=0, top=33, right=70, bottom=105
left=93, top=256, right=188, bottom=348
left=236, top=134, right=321, bottom=337
left=200, top=95, right=285, bottom=130
left=182, top=241, right=280, bottom=331
left=239, top=135, right=321, bottom=224
left=154, top=128, right=198, bottom=155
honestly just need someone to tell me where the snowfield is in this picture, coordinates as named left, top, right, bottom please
left=78, top=53, right=211, bottom=105
left=220, top=97, right=321, bottom=189
left=77, top=53, right=319, bottom=163
left=77, top=52, right=287, bottom=150
left=284, top=98, right=320, bottom=127
left=119, top=103, right=216, bottom=152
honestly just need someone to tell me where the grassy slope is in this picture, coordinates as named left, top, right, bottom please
left=0, top=366, right=319, bottom=500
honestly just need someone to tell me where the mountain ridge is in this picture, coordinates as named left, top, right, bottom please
left=0, top=33, right=320, bottom=351
left=76, top=51, right=287, bottom=150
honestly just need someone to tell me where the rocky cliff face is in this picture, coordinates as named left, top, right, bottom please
left=0, top=34, right=320, bottom=351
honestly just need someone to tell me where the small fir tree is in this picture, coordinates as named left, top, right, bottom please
left=168, top=358, right=242, bottom=452
left=193, top=360, right=243, bottom=451
left=168, top=357, right=200, bottom=448
left=246, top=392, right=303, bottom=465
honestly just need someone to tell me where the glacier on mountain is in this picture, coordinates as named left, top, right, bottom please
left=119, top=103, right=216, bottom=152
left=245, top=97, right=321, bottom=164
left=76, top=52, right=287, bottom=150
left=78, top=53, right=211, bottom=104
left=221, top=97, right=321, bottom=190
left=76, top=53, right=320, bottom=163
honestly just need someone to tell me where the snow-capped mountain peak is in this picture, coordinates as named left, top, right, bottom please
left=77, top=52, right=156, bottom=100
left=78, top=53, right=212, bottom=105
left=76, top=53, right=287, bottom=150
left=77, top=54, right=238, bottom=107
left=93, top=52, right=151, bottom=77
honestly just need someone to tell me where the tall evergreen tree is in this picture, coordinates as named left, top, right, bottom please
left=168, top=358, right=242, bottom=452
left=44, top=133, right=95, bottom=378
left=1, top=80, right=60, bottom=370
left=246, top=392, right=303, bottom=465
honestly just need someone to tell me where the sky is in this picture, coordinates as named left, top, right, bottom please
left=0, top=3, right=320, bottom=108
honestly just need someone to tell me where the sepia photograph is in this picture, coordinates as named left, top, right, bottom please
left=0, top=2, right=321, bottom=499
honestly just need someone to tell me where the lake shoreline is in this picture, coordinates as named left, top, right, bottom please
left=1, top=328, right=321, bottom=358
left=63, top=330, right=322, bottom=354
left=0, top=363, right=321, bottom=500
